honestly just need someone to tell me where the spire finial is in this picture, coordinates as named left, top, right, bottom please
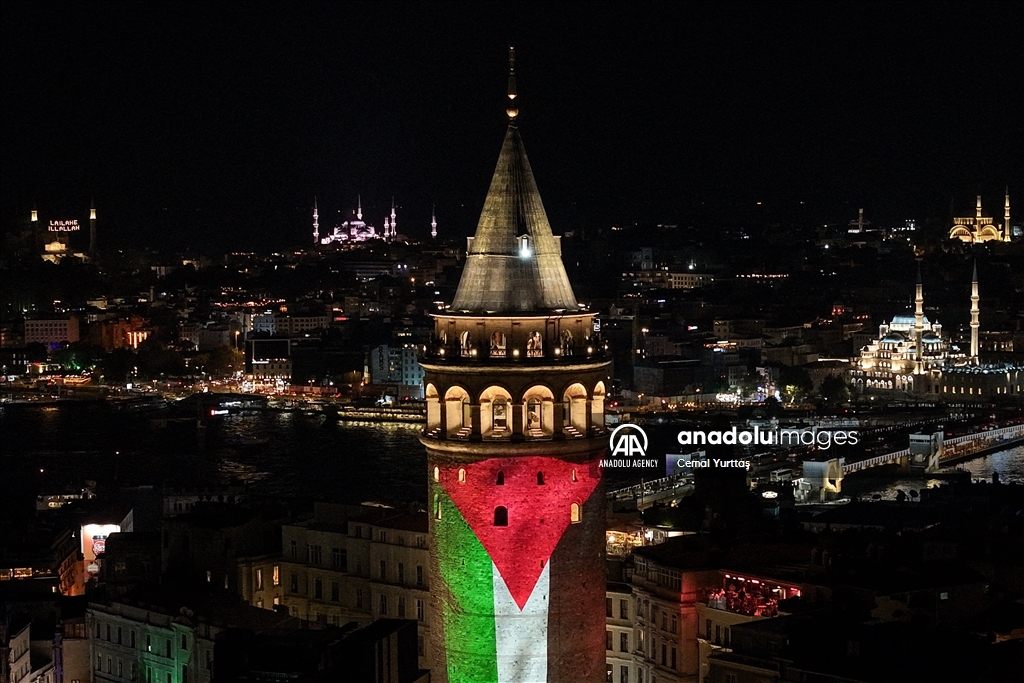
left=972, top=258, right=978, bottom=282
left=506, top=45, right=518, bottom=122
left=916, top=262, right=922, bottom=285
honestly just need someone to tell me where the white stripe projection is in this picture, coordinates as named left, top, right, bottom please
left=493, top=561, right=550, bottom=683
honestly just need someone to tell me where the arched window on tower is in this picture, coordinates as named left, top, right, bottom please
left=480, top=386, right=512, bottom=439
left=444, top=386, right=471, bottom=438
left=494, top=506, right=508, bottom=527
left=433, top=466, right=439, bottom=482
left=496, top=471, right=505, bottom=486
left=562, top=383, right=589, bottom=434
left=537, top=472, right=545, bottom=485
left=527, top=398, right=541, bottom=430
left=460, top=331, right=473, bottom=357
left=570, top=502, right=581, bottom=524
left=591, top=381, right=606, bottom=431
left=458, top=468, right=466, bottom=483
left=490, top=331, right=507, bottom=358
left=426, top=384, right=441, bottom=433
left=527, top=331, right=543, bottom=358
left=572, top=469, right=578, bottom=482
left=434, top=494, right=442, bottom=520
left=523, top=385, right=555, bottom=439
left=493, top=398, right=508, bottom=431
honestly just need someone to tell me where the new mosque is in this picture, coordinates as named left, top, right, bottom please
left=852, top=263, right=1023, bottom=401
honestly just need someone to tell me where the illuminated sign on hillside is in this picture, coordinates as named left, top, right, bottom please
left=48, top=219, right=81, bottom=232
left=81, top=523, right=120, bottom=563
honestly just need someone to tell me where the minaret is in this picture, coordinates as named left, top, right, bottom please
left=914, top=264, right=924, bottom=373
left=976, top=195, right=983, bottom=220
left=422, top=47, right=608, bottom=683
left=1005, top=189, right=1012, bottom=242
left=89, top=199, right=97, bottom=254
left=851, top=208, right=866, bottom=232
left=970, top=260, right=980, bottom=362
left=357, top=194, right=363, bottom=221
left=431, top=204, right=438, bottom=239
left=390, top=197, right=397, bottom=240
left=313, top=198, right=320, bottom=245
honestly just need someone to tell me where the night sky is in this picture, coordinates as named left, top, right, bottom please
left=3, top=1, right=1022, bottom=251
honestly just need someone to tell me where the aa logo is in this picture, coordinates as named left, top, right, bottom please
left=608, top=424, right=649, bottom=457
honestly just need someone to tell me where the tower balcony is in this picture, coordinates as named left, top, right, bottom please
left=420, top=375, right=611, bottom=446
left=421, top=338, right=611, bottom=366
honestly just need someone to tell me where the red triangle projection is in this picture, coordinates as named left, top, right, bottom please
left=439, top=456, right=600, bottom=609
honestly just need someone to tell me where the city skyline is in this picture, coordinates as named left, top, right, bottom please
left=3, top=2, right=1022, bottom=252
left=2, top=7, right=1024, bottom=679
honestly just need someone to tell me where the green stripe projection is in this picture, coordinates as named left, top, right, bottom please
left=435, top=486, right=499, bottom=683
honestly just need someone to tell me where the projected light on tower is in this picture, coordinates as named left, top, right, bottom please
left=420, top=47, right=610, bottom=683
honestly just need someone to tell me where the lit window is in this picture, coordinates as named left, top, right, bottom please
left=494, top=506, right=508, bottom=526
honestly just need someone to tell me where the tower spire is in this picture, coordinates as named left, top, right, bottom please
left=357, top=194, right=362, bottom=221
left=970, top=260, right=980, bottom=362
left=976, top=195, right=983, bottom=220
left=506, top=45, right=518, bottom=123
left=451, top=49, right=576, bottom=313
left=431, top=204, right=437, bottom=239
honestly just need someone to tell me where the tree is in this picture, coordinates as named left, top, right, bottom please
left=100, top=348, right=137, bottom=383
left=194, top=345, right=243, bottom=377
left=819, top=375, right=851, bottom=404
left=136, top=339, right=186, bottom=378
left=761, top=395, right=784, bottom=417
left=25, top=342, right=49, bottom=363
left=52, top=342, right=105, bottom=372
left=737, top=372, right=760, bottom=398
left=778, top=366, right=813, bottom=405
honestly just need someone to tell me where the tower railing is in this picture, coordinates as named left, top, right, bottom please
left=425, top=337, right=610, bottom=365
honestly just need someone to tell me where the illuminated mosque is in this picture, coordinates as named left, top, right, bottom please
left=949, top=192, right=1012, bottom=243
left=852, top=266, right=965, bottom=396
left=853, top=263, right=1023, bottom=400
left=32, top=201, right=97, bottom=262
left=314, top=196, right=405, bottom=245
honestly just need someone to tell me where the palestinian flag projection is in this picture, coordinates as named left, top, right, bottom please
left=433, top=457, right=601, bottom=682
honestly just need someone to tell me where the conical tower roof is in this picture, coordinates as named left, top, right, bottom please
left=451, top=124, right=578, bottom=313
